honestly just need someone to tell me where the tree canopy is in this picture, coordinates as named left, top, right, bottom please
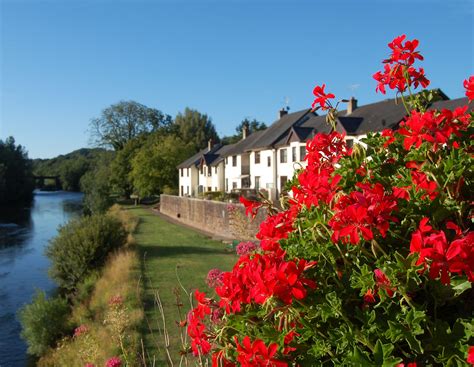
left=221, top=118, right=267, bottom=145
left=0, top=137, right=34, bottom=205
left=129, top=134, right=195, bottom=197
left=173, top=108, right=220, bottom=152
left=89, top=100, right=173, bottom=150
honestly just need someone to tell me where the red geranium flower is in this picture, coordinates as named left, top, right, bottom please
left=464, top=76, right=474, bottom=101
left=467, top=346, right=474, bottom=365
left=240, top=196, right=262, bottom=219
left=235, top=336, right=288, bottom=367
left=311, top=84, right=335, bottom=111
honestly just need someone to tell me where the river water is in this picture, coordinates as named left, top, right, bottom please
left=0, top=191, right=83, bottom=367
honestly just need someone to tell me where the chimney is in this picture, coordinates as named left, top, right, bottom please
left=242, top=123, right=249, bottom=140
left=347, top=97, right=357, bottom=115
left=278, top=108, right=288, bottom=119
left=208, top=139, right=212, bottom=151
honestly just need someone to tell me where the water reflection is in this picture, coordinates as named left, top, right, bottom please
left=0, top=191, right=83, bottom=367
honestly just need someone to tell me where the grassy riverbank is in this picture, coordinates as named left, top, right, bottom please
left=130, top=207, right=237, bottom=366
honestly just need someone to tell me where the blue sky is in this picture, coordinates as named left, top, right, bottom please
left=1, top=0, right=473, bottom=158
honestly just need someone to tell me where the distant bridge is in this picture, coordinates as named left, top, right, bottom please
left=34, top=175, right=61, bottom=190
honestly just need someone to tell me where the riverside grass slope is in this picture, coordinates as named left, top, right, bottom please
left=130, top=207, right=237, bottom=366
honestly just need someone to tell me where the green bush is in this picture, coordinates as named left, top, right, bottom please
left=19, top=291, right=70, bottom=357
left=46, top=214, right=127, bottom=292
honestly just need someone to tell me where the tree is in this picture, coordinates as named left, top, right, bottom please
left=80, top=152, right=115, bottom=214
left=129, top=134, right=194, bottom=197
left=109, top=136, right=146, bottom=198
left=173, top=108, right=220, bottom=152
left=221, top=118, right=267, bottom=145
left=58, top=156, right=90, bottom=191
left=89, top=101, right=172, bottom=150
left=0, top=137, right=34, bottom=205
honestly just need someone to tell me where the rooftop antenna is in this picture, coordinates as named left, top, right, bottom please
left=283, top=96, right=290, bottom=111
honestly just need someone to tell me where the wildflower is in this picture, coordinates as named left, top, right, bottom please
left=73, top=324, right=88, bottom=337
left=464, top=76, right=474, bottom=101
left=363, top=289, right=376, bottom=304
left=206, top=268, right=224, bottom=288
left=105, top=357, right=122, bottom=367
left=311, top=84, right=335, bottom=111
left=108, top=295, right=124, bottom=306
left=235, top=241, right=260, bottom=256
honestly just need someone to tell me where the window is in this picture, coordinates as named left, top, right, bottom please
left=186, top=186, right=189, bottom=195
left=226, top=157, right=228, bottom=164
left=180, top=169, right=183, bottom=177
left=280, top=176, right=288, bottom=192
left=181, top=186, right=184, bottom=196
left=242, top=177, right=250, bottom=188
left=232, top=182, right=237, bottom=189
left=215, top=167, right=218, bottom=174
left=292, top=147, right=297, bottom=162
left=208, top=166, right=212, bottom=177
left=200, top=166, right=203, bottom=175
left=255, top=176, right=260, bottom=191
left=300, top=146, right=306, bottom=161
left=267, top=156, right=271, bottom=167
left=187, top=168, right=189, bottom=177
left=346, top=139, right=354, bottom=148
left=232, top=156, right=237, bottom=167
left=207, top=186, right=212, bottom=192
left=215, top=187, right=217, bottom=191
left=255, top=151, right=261, bottom=164
left=225, top=179, right=228, bottom=192
left=280, top=149, right=287, bottom=163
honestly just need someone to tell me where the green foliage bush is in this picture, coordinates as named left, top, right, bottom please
left=19, top=291, right=70, bottom=357
left=46, top=214, right=127, bottom=292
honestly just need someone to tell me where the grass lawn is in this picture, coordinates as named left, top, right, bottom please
left=128, top=207, right=237, bottom=366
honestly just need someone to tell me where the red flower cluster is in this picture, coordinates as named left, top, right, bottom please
left=187, top=290, right=213, bottom=356
left=235, top=241, right=260, bottom=256
left=206, top=268, right=224, bottom=288
left=410, top=218, right=474, bottom=285
left=329, top=183, right=398, bottom=245
left=256, top=209, right=297, bottom=251
left=464, top=76, right=474, bottom=101
left=468, top=346, right=474, bottom=365
left=399, top=107, right=471, bottom=151
left=215, top=252, right=316, bottom=313
left=373, top=35, right=429, bottom=94
left=234, top=336, right=288, bottom=367
left=292, top=131, right=349, bottom=209
left=311, top=84, right=335, bottom=111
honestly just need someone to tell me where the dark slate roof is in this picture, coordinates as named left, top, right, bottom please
left=336, top=99, right=408, bottom=135
left=177, top=143, right=223, bottom=169
left=428, top=97, right=473, bottom=112
left=245, top=109, right=311, bottom=150
left=222, top=130, right=267, bottom=156
left=209, top=143, right=237, bottom=166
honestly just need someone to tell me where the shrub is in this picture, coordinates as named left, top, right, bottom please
left=186, top=36, right=474, bottom=366
left=19, top=291, right=70, bottom=356
left=46, top=214, right=127, bottom=292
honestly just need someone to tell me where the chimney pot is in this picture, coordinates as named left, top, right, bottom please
left=278, top=108, right=288, bottom=119
left=347, top=97, right=357, bottom=115
left=208, top=139, right=212, bottom=151
left=242, top=124, right=249, bottom=140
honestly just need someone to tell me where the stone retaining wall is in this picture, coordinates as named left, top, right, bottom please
left=159, top=195, right=264, bottom=239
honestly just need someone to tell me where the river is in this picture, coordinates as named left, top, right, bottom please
left=0, top=191, right=83, bottom=367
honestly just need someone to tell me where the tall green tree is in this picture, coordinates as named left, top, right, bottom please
left=221, top=118, right=267, bottom=144
left=89, top=101, right=172, bottom=150
left=109, top=136, right=145, bottom=198
left=0, top=137, right=34, bottom=205
left=173, top=108, right=220, bottom=152
left=80, top=152, right=115, bottom=214
left=129, top=134, right=194, bottom=197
